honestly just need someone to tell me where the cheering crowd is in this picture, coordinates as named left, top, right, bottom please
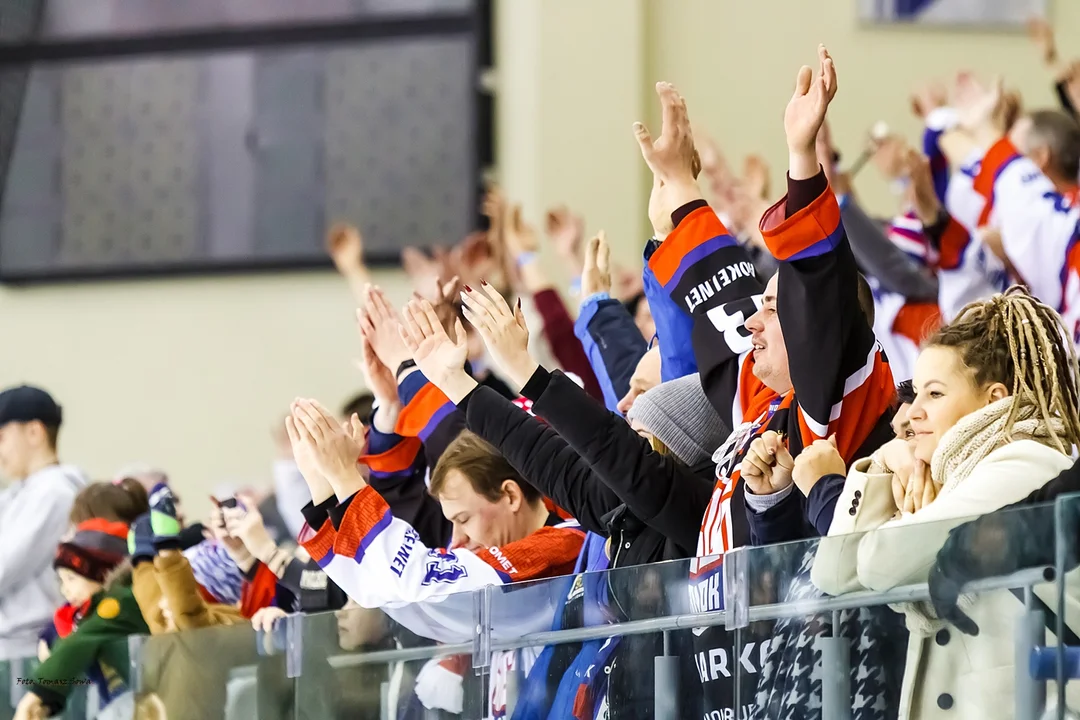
left=4, top=19, right=1080, bottom=720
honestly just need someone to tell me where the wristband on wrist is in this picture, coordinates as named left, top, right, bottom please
left=516, top=251, right=538, bottom=267
left=395, top=360, right=417, bottom=379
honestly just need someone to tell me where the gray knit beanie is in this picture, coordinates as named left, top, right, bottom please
left=627, top=373, right=731, bottom=466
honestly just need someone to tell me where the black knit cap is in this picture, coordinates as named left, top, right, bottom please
left=0, top=385, right=62, bottom=428
left=54, top=519, right=129, bottom=584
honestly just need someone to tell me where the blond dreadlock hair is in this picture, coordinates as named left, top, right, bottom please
left=924, top=285, right=1080, bottom=454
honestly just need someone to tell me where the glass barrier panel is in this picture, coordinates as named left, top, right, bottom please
left=0, top=639, right=130, bottom=720
left=135, top=621, right=269, bottom=720
left=294, top=589, right=486, bottom=719
left=478, top=556, right=708, bottom=719
left=735, top=502, right=1070, bottom=720
left=1052, top=491, right=1080, bottom=720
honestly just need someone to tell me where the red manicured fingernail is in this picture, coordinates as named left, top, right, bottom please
left=481, top=278, right=489, bottom=286
left=517, top=298, right=521, bottom=309
left=464, top=284, right=473, bottom=292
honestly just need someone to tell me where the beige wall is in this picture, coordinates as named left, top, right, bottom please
left=2, top=0, right=1078, bottom=520
left=645, top=0, right=1080, bottom=216
left=0, top=270, right=416, bottom=516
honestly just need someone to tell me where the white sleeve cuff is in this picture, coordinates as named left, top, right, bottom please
left=744, top=483, right=794, bottom=513
left=925, top=106, right=960, bottom=133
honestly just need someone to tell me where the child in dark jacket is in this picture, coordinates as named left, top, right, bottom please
left=15, top=519, right=148, bottom=720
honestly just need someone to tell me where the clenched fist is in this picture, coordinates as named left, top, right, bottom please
left=740, top=431, right=795, bottom=495
left=791, top=437, right=846, bottom=496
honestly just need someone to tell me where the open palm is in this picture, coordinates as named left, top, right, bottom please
left=784, top=45, right=838, bottom=153
left=400, top=298, right=468, bottom=389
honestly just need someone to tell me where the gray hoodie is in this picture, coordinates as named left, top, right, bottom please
left=0, top=463, right=87, bottom=659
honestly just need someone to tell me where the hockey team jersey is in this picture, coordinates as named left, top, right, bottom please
left=647, top=178, right=896, bottom=713
left=299, top=367, right=585, bottom=719
left=301, top=486, right=583, bottom=718
left=955, top=136, right=1080, bottom=343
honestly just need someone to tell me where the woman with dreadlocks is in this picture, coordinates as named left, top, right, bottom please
left=805, top=286, right=1080, bottom=719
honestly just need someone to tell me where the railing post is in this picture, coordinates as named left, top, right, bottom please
left=1017, top=586, right=1047, bottom=720
left=723, top=548, right=748, bottom=712
left=654, top=630, right=679, bottom=720
left=505, top=649, right=522, bottom=716
left=380, top=681, right=390, bottom=720
left=723, top=548, right=749, bottom=631
left=6, top=657, right=26, bottom=711
left=473, top=585, right=492, bottom=675
left=816, top=610, right=851, bottom=720
left=127, top=634, right=146, bottom=693
left=285, top=612, right=304, bottom=679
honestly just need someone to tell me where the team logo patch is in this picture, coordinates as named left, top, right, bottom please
left=96, top=598, right=121, bottom=619
left=421, top=550, right=468, bottom=586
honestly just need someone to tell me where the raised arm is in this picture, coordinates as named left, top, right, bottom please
left=458, top=283, right=714, bottom=555
left=635, top=82, right=765, bottom=424
left=574, top=232, right=649, bottom=411
left=947, top=75, right=1078, bottom=326
left=326, top=223, right=371, bottom=306
left=288, top=400, right=582, bottom=644
left=397, top=292, right=623, bottom=535
left=767, top=45, right=895, bottom=457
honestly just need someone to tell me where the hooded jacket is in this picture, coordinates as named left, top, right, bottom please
left=0, top=464, right=87, bottom=660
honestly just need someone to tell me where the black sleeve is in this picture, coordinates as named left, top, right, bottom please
left=277, top=557, right=308, bottom=598
left=767, top=171, right=894, bottom=458
left=526, top=367, right=715, bottom=554
left=839, top=198, right=939, bottom=301
left=462, top=384, right=621, bottom=536
left=805, top=474, right=846, bottom=536
left=1056, top=79, right=1078, bottom=120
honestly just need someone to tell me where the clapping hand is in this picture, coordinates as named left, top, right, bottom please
left=740, top=431, right=795, bottom=495
left=904, top=148, right=942, bottom=226
left=910, top=81, right=948, bottom=120
left=223, top=502, right=277, bottom=563
left=459, top=283, right=538, bottom=392
left=358, top=285, right=412, bottom=371
left=952, top=72, right=1016, bottom=147
left=421, top=275, right=464, bottom=341
left=580, top=232, right=612, bottom=298
left=785, top=45, right=838, bottom=178
left=546, top=206, right=586, bottom=273
left=634, top=82, right=704, bottom=238
left=357, top=329, right=399, bottom=410
left=791, top=437, right=846, bottom=496
left=398, top=297, right=476, bottom=403
left=287, top=400, right=367, bottom=497
left=326, top=222, right=365, bottom=276
left=505, top=204, right=540, bottom=262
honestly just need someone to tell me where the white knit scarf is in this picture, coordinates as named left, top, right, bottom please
left=896, top=395, right=1066, bottom=634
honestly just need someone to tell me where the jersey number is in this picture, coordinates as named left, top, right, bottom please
left=706, top=295, right=761, bottom=356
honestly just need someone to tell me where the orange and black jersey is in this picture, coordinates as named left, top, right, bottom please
left=648, top=172, right=896, bottom=573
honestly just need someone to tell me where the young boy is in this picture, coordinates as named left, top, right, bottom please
left=15, top=519, right=148, bottom=720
